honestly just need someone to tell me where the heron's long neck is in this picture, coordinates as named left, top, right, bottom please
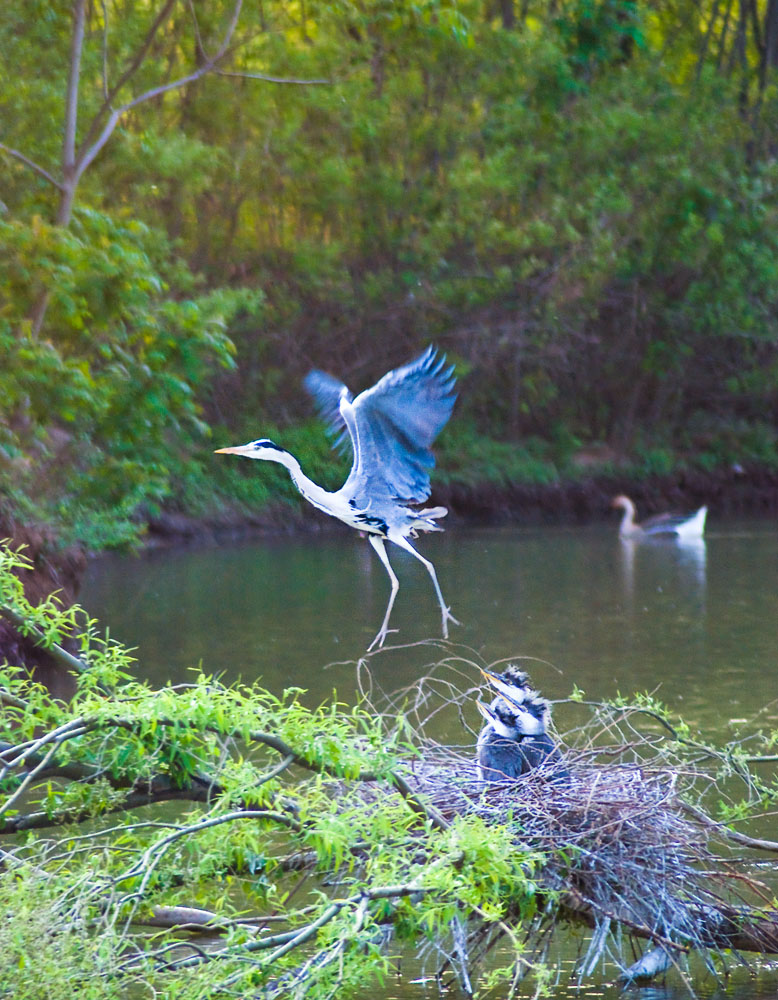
left=271, top=450, right=335, bottom=516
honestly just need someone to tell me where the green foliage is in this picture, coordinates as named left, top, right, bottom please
left=0, top=209, right=262, bottom=546
left=3, top=0, right=778, bottom=548
left=0, top=541, right=552, bottom=998
left=436, top=421, right=559, bottom=487
left=1, top=541, right=777, bottom=996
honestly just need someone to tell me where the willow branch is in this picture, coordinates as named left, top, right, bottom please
left=137, top=905, right=256, bottom=932
left=167, top=883, right=423, bottom=972
left=0, top=710, right=447, bottom=833
left=0, top=689, right=29, bottom=710
left=246, top=729, right=450, bottom=831
left=0, top=719, right=89, bottom=776
left=0, top=783, right=213, bottom=834
left=118, top=809, right=301, bottom=907
left=0, top=604, right=88, bottom=674
left=680, top=801, right=778, bottom=852
left=0, top=737, right=68, bottom=819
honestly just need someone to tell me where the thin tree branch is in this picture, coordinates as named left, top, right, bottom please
left=74, top=0, right=244, bottom=181
left=168, top=883, right=423, bottom=971
left=0, top=143, right=64, bottom=191
left=0, top=737, right=68, bottom=819
left=98, top=0, right=110, bottom=100
left=0, top=703, right=449, bottom=834
left=0, top=718, right=89, bottom=774
left=245, top=728, right=450, bottom=830
left=0, top=603, right=89, bottom=675
left=117, top=809, right=301, bottom=903
left=63, top=0, right=87, bottom=178
left=76, top=0, right=178, bottom=157
left=216, top=69, right=331, bottom=84
left=680, top=801, right=778, bottom=852
left=0, top=689, right=29, bottom=710
left=0, top=785, right=209, bottom=834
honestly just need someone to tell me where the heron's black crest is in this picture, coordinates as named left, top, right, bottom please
left=252, top=439, right=286, bottom=452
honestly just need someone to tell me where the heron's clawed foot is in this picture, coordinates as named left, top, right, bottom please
left=440, top=606, right=461, bottom=639
left=367, top=626, right=399, bottom=653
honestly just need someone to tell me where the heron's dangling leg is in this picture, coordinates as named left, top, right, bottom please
left=392, top=535, right=460, bottom=639
left=367, top=535, right=400, bottom=651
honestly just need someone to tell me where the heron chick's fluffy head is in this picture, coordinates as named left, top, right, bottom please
left=480, top=665, right=536, bottom=707
left=214, top=439, right=289, bottom=461
left=477, top=700, right=522, bottom=740
left=477, top=694, right=550, bottom=738
left=514, top=695, right=550, bottom=735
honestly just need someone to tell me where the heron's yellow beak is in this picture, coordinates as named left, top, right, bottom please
left=476, top=701, right=494, bottom=723
left=479, top=667, right=528, bottom=708
left=214, top=446, right=240, bottom=454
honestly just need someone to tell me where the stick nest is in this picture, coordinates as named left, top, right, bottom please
left=354, top=655, right=778, bottom=985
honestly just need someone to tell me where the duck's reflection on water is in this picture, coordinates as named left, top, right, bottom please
left=618, top=535, right=707, bottom=614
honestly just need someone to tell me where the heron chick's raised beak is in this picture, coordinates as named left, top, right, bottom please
left=480, top=667, right=532, bottom=708
left=476, top=701, right=496, bottom=724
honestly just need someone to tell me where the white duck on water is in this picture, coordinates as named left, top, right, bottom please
left=611, top=495, right=707, bottom=541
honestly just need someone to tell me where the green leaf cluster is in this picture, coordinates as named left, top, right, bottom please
left=0, top=210, right=263, bottom=546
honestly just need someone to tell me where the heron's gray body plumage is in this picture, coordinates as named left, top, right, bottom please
left=477, top=724, right=560, bottom=783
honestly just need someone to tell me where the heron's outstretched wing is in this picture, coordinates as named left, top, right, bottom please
left=303, top=369, right=354, bottom=455
left=343, top=346, right=456, bottom=506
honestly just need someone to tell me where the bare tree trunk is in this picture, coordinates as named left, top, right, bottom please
left=61, top=0, right=87, bottom=225
left=28, top=0, right=86, bottom=336
left=763, top=0, right=778, bottom=73
left=23, top=0, right=244, bottom=337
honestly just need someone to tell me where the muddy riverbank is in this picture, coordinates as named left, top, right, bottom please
left=144, top=463, right=778, bottom=546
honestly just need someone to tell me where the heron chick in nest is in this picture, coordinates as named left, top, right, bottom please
left=476, top=666, right=567, bottom=783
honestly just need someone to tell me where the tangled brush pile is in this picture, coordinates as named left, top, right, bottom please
left=358, top=655, right=778, bottom=988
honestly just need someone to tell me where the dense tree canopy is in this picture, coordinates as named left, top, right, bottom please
left=2, top=0, right=778, bottom=545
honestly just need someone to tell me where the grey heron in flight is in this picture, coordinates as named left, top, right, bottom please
left=215, top=346, right=458, bottom=650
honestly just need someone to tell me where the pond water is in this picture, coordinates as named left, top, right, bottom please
left=80, top=518, right=778, bottom=998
